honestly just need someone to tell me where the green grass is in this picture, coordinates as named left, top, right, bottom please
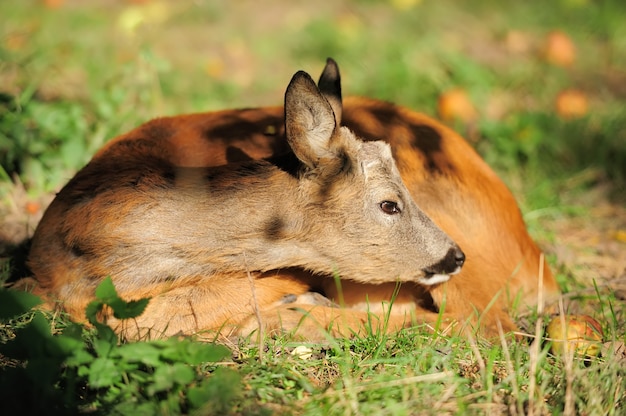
left=2, top=284, right=624, bottom=415
left=1, top=0, right=625, bottom=414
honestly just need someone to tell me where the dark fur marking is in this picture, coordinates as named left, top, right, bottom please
left=61, top=230, right=95, bottom=258
left=203, top=117, right=270, bottom=141
left=62, top=137, right=176, bottom=204
left=280, top=294, right=298, bottom=304
left=344, top=106, right=455, bottom=176
left=161, top=167, right=176, bottom=185
left=70, top=243, right=87, bottom=258
left=406, top=124, right=455, bottom=175
left=267, top=151, right=301, bottom=179
left=141, top=120, right=174, bottom=141
left=202, top=113, right=289, bottom=156
left=202, top=161, right=277, bottom=196
left=225, top=146, right=254, bottom=163
left=264, top=216, right=285, bottom=241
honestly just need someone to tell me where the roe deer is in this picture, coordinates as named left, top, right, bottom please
left=24, top=59, right=559, bottom=340
left=25, top=68, right=466, bottom=340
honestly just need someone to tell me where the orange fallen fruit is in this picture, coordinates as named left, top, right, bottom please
left=544, top=30, right=576, bottom=67
left=546, top=314, right=604, bottom=357
left=25, top=201, right=41, bottom=215
left=437, top=88, right=478, bottom=124
left=555, top=89, right=588, bottom=119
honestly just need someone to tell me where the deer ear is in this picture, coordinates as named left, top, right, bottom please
left=317, top=58, right=342, bottom=124
left=284, top=70, right=338, bottom=169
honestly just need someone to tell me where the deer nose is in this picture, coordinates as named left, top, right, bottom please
left=423, top=245, right=465, bottom=277
left=454, top=247, right=465, bottom=269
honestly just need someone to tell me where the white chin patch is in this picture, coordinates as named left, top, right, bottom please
left=418, top=273, right=451, bottom=286
left=417, top=265, right=462, bottom=286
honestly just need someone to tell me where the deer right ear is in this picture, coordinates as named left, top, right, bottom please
left=317, top=58, right=342, bottom=124
left=284, top=71, right=338, bottom=170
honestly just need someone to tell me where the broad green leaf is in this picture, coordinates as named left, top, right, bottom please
left=65, top=348, right=95, bottom=368
left=161, top=392, right=183, bottom=414
left=187, top=367, right=241, bottom=411
left=0, top=312, right=53, bottom=360
left=161, top=341, right=231, bottom=365
left=24, top=357, right=65, bottom=386
left=60, top=136, right=86, bottom=170
left=94, top=277, right=119, bottom=302
left=22, top=156, right=46, bottom=190
left=85, top=300, right=103, bottom=326
left=26, top=312, right=54, bottom=340
left=110, top=297, right=150, bottom=320
left=61, top=322, right=85, bottom=339
left=93, top=338, right=114, bottom=358
left=50, top=334, right=85, bottom=357
left=94, top=323, right=118, bottom=344
left=84, top=300, right=119, bottom=343
left=146, top=363, right=195, bottom=395
left=113, top=401, right=160, bottom=416
left=0, top=289, right=42, bottom=320
left=93, top=277, right=150, bottom=319
left=114, top=342, right=163, bottom=367
left=88, top=357, right=121, bottom=388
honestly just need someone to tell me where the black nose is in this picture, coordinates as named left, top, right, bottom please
left=424, top=245, right=465, bottom=276
left=454, top=247, right=465, bottom=268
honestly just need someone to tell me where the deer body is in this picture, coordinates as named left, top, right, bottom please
left=25, top=60, right=558, bottom=340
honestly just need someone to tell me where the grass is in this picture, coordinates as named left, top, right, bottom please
left=2, top=289, right=624, bottom=415
left=1, top=0, right=625, bottom=414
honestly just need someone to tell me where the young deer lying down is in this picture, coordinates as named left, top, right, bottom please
left=25, top=60, right=558, bottom=340
left=25, top=69, right=465, bottom=340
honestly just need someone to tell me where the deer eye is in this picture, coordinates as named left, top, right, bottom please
left=380, top=201, right=401, bottom=215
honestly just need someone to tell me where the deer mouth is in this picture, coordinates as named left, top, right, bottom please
left=417, top=265, right=462, bottom=286
left=417, top=245, right=465, bottom=286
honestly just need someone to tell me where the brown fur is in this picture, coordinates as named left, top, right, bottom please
left=23, top=60, right=558, bottom=341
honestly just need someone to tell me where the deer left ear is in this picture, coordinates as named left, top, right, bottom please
left=284, top=71, right=338, bottom=170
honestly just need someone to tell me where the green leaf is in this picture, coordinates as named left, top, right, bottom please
left=0, top=289, right=42, bottom=320
left=60, top=135, right=86, bottom=169
left=94, top=277, right=119, bottom=302
left=146, top=363, right=195, bottom=395
left=110, top=297, right=150, bottom=320
left=65, top=348, right=95, bottom=368
left=187, top=367, right=241, bottom=411
left=84, top=300, right=118, bottom=342
left=51, top=334, right=85, bottom=356
left=94, top=323, right=118, bottom=344
left=0, top=312, right=51, bottom=360
left=26, top=312, right=54, bottom=340
left=93, top=277, right=150, bottom=319
left=113, top=401, right=160, bottom=416
left=93, top=338, right=114, bottom=358
left=160, top=340, right=231, bottom=365
left=22, top=156, right=46, bottom=190
left=85, top=300, right=103, bottom=326
left=114, top=342, right=163, bottom=367
left=88, top=357, right=122, bottom=388
left=61, top=322, right=86, bottom=339
left=24, top=357, right=65, bottom=387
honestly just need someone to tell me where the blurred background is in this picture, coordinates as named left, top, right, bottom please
left=1, top=0, right=625, bottom=290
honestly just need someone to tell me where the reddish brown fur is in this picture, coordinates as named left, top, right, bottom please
left=23, top=65, right=559, bottom=341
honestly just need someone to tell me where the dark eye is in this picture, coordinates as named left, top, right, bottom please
left=380, top=201, right=401, bottom=215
